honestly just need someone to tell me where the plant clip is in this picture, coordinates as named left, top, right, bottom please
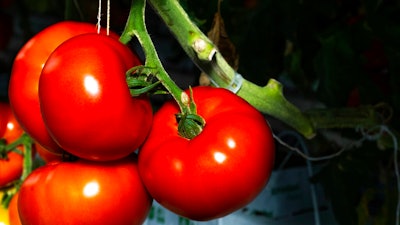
left=227, top=72, right=244, bottom=94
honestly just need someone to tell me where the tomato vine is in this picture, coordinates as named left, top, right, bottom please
left=119, top=0, right=394, bottom=141
left=120, top=0, right=206, bottom=139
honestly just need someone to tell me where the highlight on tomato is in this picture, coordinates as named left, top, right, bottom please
left=38, top=33, right=151, bottom=161
left=138, top=86, right=275, bottom=221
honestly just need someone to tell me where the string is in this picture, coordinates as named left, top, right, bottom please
left=107, top=0, right=110, bottom=35
left=275, top=125, right=399, bottom=224
left=277, top=131, right=321, bottom=225
left=96, top=0, right=102, bottom=34
left=381, top=126, right=400, bottom=225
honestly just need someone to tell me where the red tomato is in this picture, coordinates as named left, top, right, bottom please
left=18, top=156, right=152, bottom=225
left=139, top=86, right=275, bottom=221
left=39, top=33, right=151, bottom=161
left=0, top=102, right=11, bottom=137
left=8, top=192, right=21, bottom=225
left=0, top=152, right=23, bottom=187
left=8, top=21, right=126, bottom=154
left=2, top=107, right=24, bottom=145
left=34, top=142, right=63, bottom=163
left=0, top=103, right=24, bottom=188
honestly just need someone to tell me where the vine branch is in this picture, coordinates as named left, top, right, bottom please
left=146, top=0, right=315, bottom=138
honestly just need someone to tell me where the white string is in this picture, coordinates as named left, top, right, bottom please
left=277, top=131, right=321, bottom=225
left=275, top=125, right=399, bottom=224
left=106, top=0, right=110, bottom=35
left=96, top=0, right=102, bottom=34
left=381, top=126, right=400, bottom=225
left=273, top=133, right=366, bottom=161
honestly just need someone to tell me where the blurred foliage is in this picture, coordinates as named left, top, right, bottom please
left=2, top=0, right=400, bottom=224
left=182, top=0, right=400, bottom=224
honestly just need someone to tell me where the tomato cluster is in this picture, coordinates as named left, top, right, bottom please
left=2, top=20, right=275, bottom=225
left=6, top=21, right=152, bottom=225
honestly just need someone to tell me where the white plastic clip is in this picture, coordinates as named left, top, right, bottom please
left=227, top=72, right=244, bottom=94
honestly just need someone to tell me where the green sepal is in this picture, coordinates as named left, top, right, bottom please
left=176, top=113, right=205, bottom=139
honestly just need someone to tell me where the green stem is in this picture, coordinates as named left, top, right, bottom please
left=20, top=134, right=33, bottom=182
left=120, top=0, right=205, bottom=139
left=147, top=0, right=316, bottom=138
left=305, top=105, right=386, bottom=129
left=0, top=133, right=33, bottom=187
left=120, top=0, right=188, bottom=113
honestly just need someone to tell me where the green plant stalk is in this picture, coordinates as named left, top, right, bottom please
left=146, top=0, right=316, bottom=138
left=120, top=0, right=206, bottom=139
left=20, top=134, right=33, bottom=182
left=120, top=0, right=188, bottom=114
left=0, top=133, right=33, bottom=186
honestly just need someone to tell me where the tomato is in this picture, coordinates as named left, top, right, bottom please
left=0, top=152, right=23, bottom=188
left=0, top=103, right=24, bottom=188
left=0, top=102, right=11, bottom=138
left=18, top=156, right=152, bottom=225
left=39, top=33, right=151, bottom=161
left=34, top=143, right=63, bottom=163
left=2, top=108, right=23, bottom=145
left=139, top=86, right=275, bottom=221
left=8, top=21, right=126, bottom=154
left=8, top=192, right=20, bottom=225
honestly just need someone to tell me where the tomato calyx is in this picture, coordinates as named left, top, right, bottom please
left=175, top=88, right=206, bottom=139
left=176, top=112, right=205, bottom=139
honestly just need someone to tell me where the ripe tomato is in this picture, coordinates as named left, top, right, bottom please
left=2, top=107, right=23, bottom=145
left=139, top=86, right=275, bottom=220
left=8, top=192, right=21, bottom=225
left=0, top=102, right=10, bottom=137
left=34, top=143, right=62, bottom=163
left=1, top=103, right=24, bottom=188
left=18, top=156, right=152, bottom=225
left=8, top=21, right=126, bottom=154
left=39, top=33, right=151, bottom=161
left=0, top=152, right=23, bottom=188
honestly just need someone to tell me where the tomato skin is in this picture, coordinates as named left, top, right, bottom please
left=39, top=33, right=151, bottom=161
left=0, top=102, right=10, bottom=137
left=0, top=152, right=23, bottom=187
left=8, top=192, right=21, bottom=225
left=34, top=143, right=63, bottom=163
left=0, top=103, right=24, bottom=188
left=8, top=21, right=125, bottom=154
left=18, top=156, right=152, bottom=225
left=2, top=107, right=24, bottom=145
left=138, top=86, right=275, bottom=220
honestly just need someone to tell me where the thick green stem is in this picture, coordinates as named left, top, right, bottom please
left=120, top=0, right=205, bottom=139
left=20, top=134, right=33, bottom=181
left=120, top=0, right=188, bottom=113
left=147, top=0, right=316, bottom=138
